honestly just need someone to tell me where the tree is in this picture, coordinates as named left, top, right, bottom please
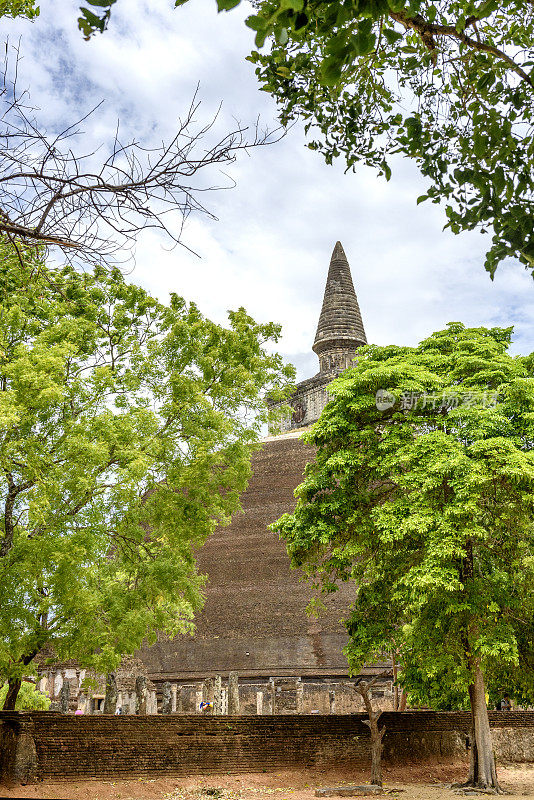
left=274, top=323, right=534, bottom=791
left=0, top=52, right=277, bottom=266
left=248, top=0, right=534, bottom=278
left=0, top=679, right=50, bottom=710
left=0, top=237, right=294, bottom=709
left=76, top=0, right=534, bottom=279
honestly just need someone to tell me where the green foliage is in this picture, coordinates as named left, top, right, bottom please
left=273, top=323, right=534, bottom=708
left=0, top=0, right=39, bottom=19
left=246, top=0, right=534, bottom=278
left=0, top=238, right=294, bottom=687
left=0, top=680, right=50, bottom=709
left=78, top=0, right=116, bottom=38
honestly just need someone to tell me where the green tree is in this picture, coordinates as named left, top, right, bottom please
left=248, top=0, right=534, bottom=278
left=0, top=238, right=294, bottom=709
left=274, top=323, right=534, bottom=791
left=77, top=0, right=534, bottom=278
left=0, top=679, right=50, bottom=710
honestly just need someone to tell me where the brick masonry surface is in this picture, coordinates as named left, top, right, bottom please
left=139, top=436, right=356, bottom=683
left=2, top=711, right=534, bottom=783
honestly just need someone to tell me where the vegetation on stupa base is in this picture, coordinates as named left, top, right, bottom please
left=0, top=236, right=294, bottom=710
left=274, top=322, right=534, bottom=791
left=71, top=0, right=534, bottom=279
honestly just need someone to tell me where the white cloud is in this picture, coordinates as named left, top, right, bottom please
left=3, top=0, right=533, bottom=382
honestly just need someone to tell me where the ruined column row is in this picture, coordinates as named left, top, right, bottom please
left=37, top=667, right=395, bottom=714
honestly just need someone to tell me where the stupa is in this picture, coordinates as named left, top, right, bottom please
left=138, top=242, right=393, bottom=714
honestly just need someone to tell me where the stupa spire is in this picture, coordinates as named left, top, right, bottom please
left=312, top=241, right=367, bottom=375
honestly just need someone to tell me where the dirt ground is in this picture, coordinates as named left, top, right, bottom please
left=2, top=764, right=534, bottom=800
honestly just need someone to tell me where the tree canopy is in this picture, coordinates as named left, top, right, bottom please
left=0, top=238, right=294, bottom=708
left=249, top=0, right=534, bottom=278
left=75, top=0, right=534, bottom=279
left=274, top=323, right=534, bottom=790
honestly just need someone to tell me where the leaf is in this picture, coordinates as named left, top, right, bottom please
left=475, top=0, right=499, bottom=18
left=492, top=167, right=505, bottom=196
left=78, top=6, right=105, bottom=31
left=320, top=55, right=342, bottom=86
left=383, top=27, right=403, bottom=45
left=279, top=0, right=304, bottom=10
left=276, top=65, right=291, bottom=77
left=353, top=31, right=376, bottom=56
left=276, top=26, right=289, bottom=45
left=477, top=71, right=495, bottom=92
left=217, top=0, right=240, bottom=12
left=473, top=133, right=486, bottom=159
left=245, top=14, right=265, bottom=31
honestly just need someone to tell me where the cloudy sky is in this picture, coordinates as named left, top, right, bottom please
left=4, top=0, right=534, bottom=380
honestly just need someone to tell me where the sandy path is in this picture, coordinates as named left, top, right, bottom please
left=2, top=764, right=534, bottom=800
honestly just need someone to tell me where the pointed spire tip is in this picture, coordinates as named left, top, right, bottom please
left=331, top=241, right=347, bottom=261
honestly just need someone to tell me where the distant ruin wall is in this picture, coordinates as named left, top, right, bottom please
left=2, top=711, right=534, bottom=784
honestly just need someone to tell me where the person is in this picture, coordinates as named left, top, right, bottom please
left=199, top=700, right=213, bottom=712
left=498, top=694, right=512, bottom=710
left=74, top=708, right=84, bottom=715
left=115, top=706, right=122, bottom=715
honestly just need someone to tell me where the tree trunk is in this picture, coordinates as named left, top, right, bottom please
left=369, top=722, right=384, bottom=788
left=391, top=653, right=399, bottom=711
left=2, top=677, right=21, bottom=710
left=466, top=682, right=478, bottom=786
left=356, top=680, right=386, bottom=788
left=469, top=663, right=500, bottom=791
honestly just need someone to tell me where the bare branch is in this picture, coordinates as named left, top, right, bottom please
left=0, top=49, right=282, bottom=267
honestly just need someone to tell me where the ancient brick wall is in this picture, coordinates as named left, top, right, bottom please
left=2, top=711, right=534, bottom=784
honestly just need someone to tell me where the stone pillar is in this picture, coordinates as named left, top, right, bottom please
left=128, top=691, right=137, bottom=715
left=53, top=672, right=63, bottom=699
left=202, top=678, right=214, bottom=714
left=77, top=693, right=90, bottom=715
left=195, top=689, right=203, bottom=713
left=59, top=680, right=70, bottom=713
left=176, top=686, right=183, bottom=714
left=161, top=682, right=172, bottom=714
left=228, top=672, right=240, bottom=715
left=103, top=673, right=118, bottom=714
left=269, top=678, right=276, bottom=715
left=296, top=680, right=304, bottom=714
left=256, top=691, right=263, bottom=716
left=214, top=675, right=222, bottom=715
left=171, top=684, right=178, bottom=713
left=135, top=675, right=147, bottom=715
left=329, top=689, right=336, bottom=714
